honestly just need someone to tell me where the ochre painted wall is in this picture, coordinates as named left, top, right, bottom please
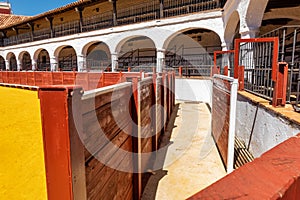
left=0, top=87, right=47, bottom=200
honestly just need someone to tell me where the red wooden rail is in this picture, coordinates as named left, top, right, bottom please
left=188, top=133, right=300, bottom=199
left=35, top=71, right=176, bottom=200
left=0, top=71, right=146, bottom=91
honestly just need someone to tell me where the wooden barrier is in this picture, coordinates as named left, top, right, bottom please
left=82, top=83, right=134, bottom=200
left=0, top=71, right=146, bottom=91
left=35, top=71, right=175, bottom=200
left=212, top=75, right=238, bottom=173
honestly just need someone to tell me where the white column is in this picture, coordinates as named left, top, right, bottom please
left=77, top=55, right=86, bottom=72
left=32, top=59, right=37, bottom=71
left=156, top=48, right=165, bottom=73
left=221, top=42, right=230, bottom=51
left=50, top=57, right=57, bottom=71
left=240, top=27, right=259, bottom=39
left=17, top=60, right=21, bottom=71
left=5, top=60, right=9, bottom=70
left=111, top=52, right=118, bottom=72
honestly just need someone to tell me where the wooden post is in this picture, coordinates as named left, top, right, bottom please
left=179, top=66, right=182, bottom=78
left=38, top=86, right=86, bottom=200
left=272, top=62, right=288, bottom=107
left=131, top=77, right=142, bottom=200
left=224, top=66, right=229, bottom=76
left=238, top=66, right=245, bottom=91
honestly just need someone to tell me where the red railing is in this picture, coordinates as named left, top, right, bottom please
left=234, top=37, right=288, bottom=107
left=213, top=50, right=234, bottom=76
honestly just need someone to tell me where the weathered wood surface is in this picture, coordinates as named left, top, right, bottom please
left=82, top=83, right=133, bottom=200
left=138, top=78, right=156, bottom=193
left=212, top=78, right=231, bottom=167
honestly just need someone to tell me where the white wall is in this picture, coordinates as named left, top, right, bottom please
left=236, top=94, right=300, bottom=158
left=175, top=78, right=212, bottom=105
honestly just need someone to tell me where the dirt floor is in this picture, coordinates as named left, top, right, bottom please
left=142, top=101, right=227, bottom=200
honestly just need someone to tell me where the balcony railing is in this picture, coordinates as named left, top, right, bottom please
left=0, top=0, right=225, bottom=47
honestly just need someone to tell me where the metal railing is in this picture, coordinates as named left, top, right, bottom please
left=179, top=65, right=212, bottom=77
left=82, top=11, right=113, bottom=32
left=164, top=0, right=221, bottom=18
left=117, top=1, right=159, bottom=25
left=85, top=59, right=110, bottom=71
left=262, top=26, right=300, bottom=108
left=54, top=20, right=81, bottom=37
left=0, top=0, right=225, bottom=47
left=58, top=55, right=78, bottom=71
left=118, top=48, right=157, bottom=68
left=236, top=38, right=278, bottom=101
left=214, top=50, right=234, bottom=76
left=36, top=62, right=51, bottom=71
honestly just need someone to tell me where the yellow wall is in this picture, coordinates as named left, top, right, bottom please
left=0, top=87, right=47, bottom=200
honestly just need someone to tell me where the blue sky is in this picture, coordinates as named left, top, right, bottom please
left=8, top=0, right=76, bottom=16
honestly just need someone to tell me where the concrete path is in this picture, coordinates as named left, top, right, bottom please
left=142, top=101, right=226, bottom=200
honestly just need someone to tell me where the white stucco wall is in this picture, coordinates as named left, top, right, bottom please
left=175, top=78, right=212, bottom=105
left=235, top=94, right=300, bottom=158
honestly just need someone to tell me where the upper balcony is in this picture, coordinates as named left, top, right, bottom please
left=0, top=0, right=226, bottom=47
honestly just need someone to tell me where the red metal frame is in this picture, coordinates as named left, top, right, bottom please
left=234, top=37, right=279, bottom=80
left=213, top=50, right=235, bottom=68
left=234, top=37, right=288, bottom=107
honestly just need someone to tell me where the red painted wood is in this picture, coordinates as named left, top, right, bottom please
left=272, top=62, right=288, bottom=107
left=188, top=133, right=300, bottom=199
left=238, top=66, right=245, bottom=91
left=38, top=86, right=79, bottom=200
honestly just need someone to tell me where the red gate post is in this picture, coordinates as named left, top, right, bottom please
left=238, top=66, right=245, bottom=91
left=179, top=66, right=183, bottom=78
left=272, top=62, right=288, bottom=107
left=131, top=77, right=142, bottom=200
left=224, top=66, right=229, bottom=76
left=38, top=86, right=86, bottom=200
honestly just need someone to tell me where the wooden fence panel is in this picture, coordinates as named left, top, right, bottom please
left=42, top=72, right=53, bottom=85
left=156, top=76, right=164, bottom=146
left=52, top=72, right=64, bottom=85
left=63, top=72, right=76, bottom=85
left=138, top=77, right=155, bottom=192
left=35, top=72, right=44, bottom=86
left=87, top=72, right=103, bottom=90
left=19, top=72, right=27, bottom=85
left=82, top=83, right=133, bottom=200
left=212, top=75, right=237, bottom=172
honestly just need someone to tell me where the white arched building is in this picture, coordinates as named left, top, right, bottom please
left=0, top=0, right=298, bottom=72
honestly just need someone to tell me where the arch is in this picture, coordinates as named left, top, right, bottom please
left=82, top=41, right=111, bottom=71
left=6, top=52, right=17, bottom=71
left=116, top=36, right=157, bottom=69
left=0, top=56, right=5, bottom=71
left=35, top=49, right=50, bottom=71
left=224, top=11, right=240, bottom=47
left=245, top=0, right=269, bottom=29
left=163, top=28, right=222, bottom=75
left=162, top=27, right=222, bottom=50
left=19, top=51, right=32, bottom=71
left=56, top=45, right=77, bottom=71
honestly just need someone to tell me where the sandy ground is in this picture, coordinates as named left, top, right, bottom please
left=0, top=87, right=47, bottom=200
left=142, top=101, right=226, bottom=200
